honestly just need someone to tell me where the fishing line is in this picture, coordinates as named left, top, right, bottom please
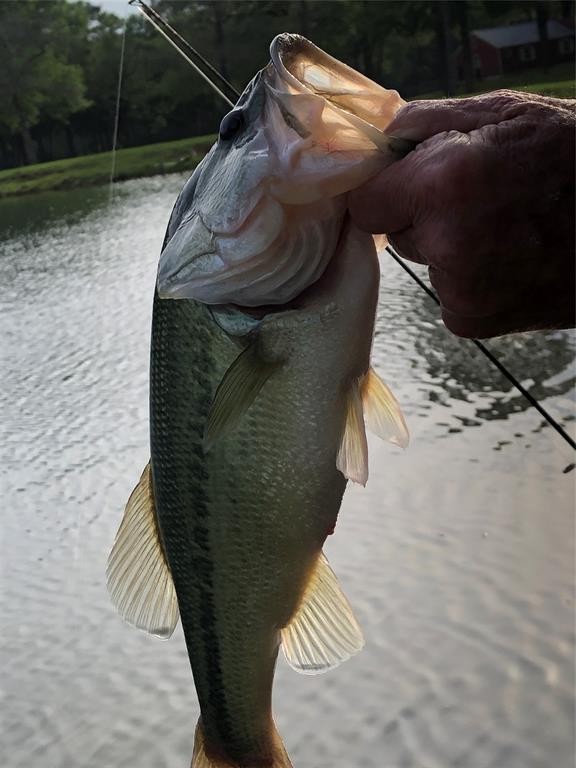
left=109, top=18, right=127, bottom=203
left=132, top=0, right=575, bottom=457
left=386, top=245, right=576, bottom=453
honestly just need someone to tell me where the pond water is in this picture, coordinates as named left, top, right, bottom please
left=1, top=175, right=574, bottom=768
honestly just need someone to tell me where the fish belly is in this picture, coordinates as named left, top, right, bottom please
left=150, top=294, right=346, bottom=762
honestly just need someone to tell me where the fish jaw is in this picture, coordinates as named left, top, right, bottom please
left=264, top=33, right=405, bottom=202
left=157, top=214, right=220, bottom=298
left=156, top=34, right=404, bottom=308
left=270, top=34, right=404, bottom=133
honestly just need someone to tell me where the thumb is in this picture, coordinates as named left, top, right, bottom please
left=348, top=151, right=420, bottom=234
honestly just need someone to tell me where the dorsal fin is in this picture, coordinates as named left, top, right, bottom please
left=336, top=378, right=369, bottom=485
left=106, top=462, right=179, bottom=639
left=361, top=366, right=409, bottom=448
left=204, top=342, right=281, bottom=450
left=281, top=552, right=364, bottom=674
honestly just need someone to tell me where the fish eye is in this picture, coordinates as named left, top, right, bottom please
left=219, top=110, right=244, bottom=142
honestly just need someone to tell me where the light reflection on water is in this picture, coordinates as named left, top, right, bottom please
left=1, top=175, right=574, bottom=768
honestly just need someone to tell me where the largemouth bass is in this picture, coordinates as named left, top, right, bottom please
left=107, top=35, right=408, bottom=768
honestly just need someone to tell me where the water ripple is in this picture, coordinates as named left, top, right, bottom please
left=1, top=176, right=574, bottom=768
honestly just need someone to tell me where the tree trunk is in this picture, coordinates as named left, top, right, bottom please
left=360, top=0, right=377, bottom=79
left=536, top=2, right=550, bottom=73
left=0, top=135, right=10, bottom=169
left=212, top=2, right=229, bottom=82
left=36, top=127, right=49, bottom=163
left=49, top=124, right=56, bottom=159
left=65, top=124, right=78, bottom=158
left=20, top=126, right=37, bottom=165
left=456, top=1, right=475, bottom=91
left=298, top=0, right=308, bottom=37
left=436, top=1, right=456, bottom=96
left=560, top=0, right=575, bottom=20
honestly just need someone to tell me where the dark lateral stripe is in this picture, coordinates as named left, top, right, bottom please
left=151, top=294, right=235, bottom=746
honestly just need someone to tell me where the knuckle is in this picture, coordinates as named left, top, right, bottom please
left=439, top=146, right=480, bottom=197
left=442, top=311, right=477, bottom=339
left=420, top=219, right=470, bottom=271
left=482, top=89, right=525, bottom=112
left=430, top=265, right=487, bottom=318
left=417, top=142, right=481, bottom=210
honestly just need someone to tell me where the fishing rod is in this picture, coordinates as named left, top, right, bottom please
left=130, top=0, right=575, bottom=456
left=129, top=0, right=237, bottom=107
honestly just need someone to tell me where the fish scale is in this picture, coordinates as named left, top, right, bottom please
left=150, top=289, right=347, bottom=756
left=108, top=220, right=409, bottom=767
left=108, top=32, right=410, bottom=767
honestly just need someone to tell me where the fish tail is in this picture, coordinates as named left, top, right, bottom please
left=192, top=719, right=293, bottom=768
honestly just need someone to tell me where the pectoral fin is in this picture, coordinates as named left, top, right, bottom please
left=281, top=552, right=364, bottom=675
left=372, top=234, right=388, bottom=252
left=106, top=462, right=179, bottom=639
left=361, top=366, right=409, bottom=449
left=204, top=343, right=280, bottom=450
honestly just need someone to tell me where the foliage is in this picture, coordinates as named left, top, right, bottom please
left=0, top=0, right=573, bottom=169
left=1, top=55, right=572, bottom=200
left=0, top=1, right=90, bottom=162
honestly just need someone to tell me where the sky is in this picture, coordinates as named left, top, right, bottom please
left=81, top=0, right=138, bottom=18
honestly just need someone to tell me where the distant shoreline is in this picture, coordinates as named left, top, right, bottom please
left=0, top=72, right=573, bottom=200
left=0, top=135, right=216, bottom=200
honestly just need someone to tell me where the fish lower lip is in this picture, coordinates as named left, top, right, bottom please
left=158, top=250, right=218, bottom=292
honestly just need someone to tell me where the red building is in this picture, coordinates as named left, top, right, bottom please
left=462, top=19, right=575, bottom=79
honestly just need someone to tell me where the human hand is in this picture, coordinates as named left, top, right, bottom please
left=349, top=90, right=576, bottom=338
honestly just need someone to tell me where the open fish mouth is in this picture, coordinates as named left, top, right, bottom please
left=157, top=33, right=405, bottom=307
left=270, top=33, right=402, bottom=142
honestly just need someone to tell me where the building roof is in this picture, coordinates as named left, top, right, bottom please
left=473, top=20, right=574, bottom=49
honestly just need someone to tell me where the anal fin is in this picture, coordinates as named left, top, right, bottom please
left=281, top=552, right=364, bottom=675
left=106, top=462, right=179, bottom=639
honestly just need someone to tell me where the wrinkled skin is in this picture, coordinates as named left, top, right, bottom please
left=349, top=90, right=576, bottom=339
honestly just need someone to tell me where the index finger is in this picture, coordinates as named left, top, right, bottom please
left=385, top=91, right=530, bottom=142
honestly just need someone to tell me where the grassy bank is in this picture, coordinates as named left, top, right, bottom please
left=474, top=61, right=575, bottom=99
left=417, top=61, right=575, bottom=100
left=0, top=135, right=216, bottom=199
left=1, top=63, right=573, bottom=200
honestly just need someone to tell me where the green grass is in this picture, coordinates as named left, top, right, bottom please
left=1, top=62, right=573, bottom=199
left=511, top=79, right=575, bottom=98
left=0, top=134, right=216, bottom=199
left=416, top=61, right=575, bottom=100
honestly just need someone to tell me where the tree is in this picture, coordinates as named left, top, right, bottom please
left=0, top=1, right=90, bottom=164
left=536, top=1, right=550, bottom=73
left=454, top=0, right=475, bottom=91
left=0, top=0, right=567, bottom=171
